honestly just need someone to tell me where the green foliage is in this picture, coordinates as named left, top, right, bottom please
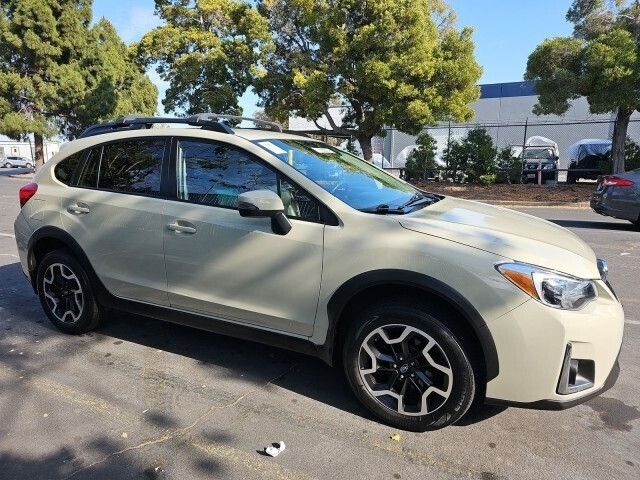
left=406, top=132, right=438, bottom=181
left=446, top=128, right=497, bottom=183
left=496, top=147, right=522, bottom=184
left=525, top=1, right=640, bottom=173
left=255, top=0, right=482, bottom=160
left=624, top=137, right=640, bottom=171
left=478, top=174, right=496, bottom=186
left=137, top=0, right=271, bottom=115
left=0, top=0, right=157, bottom=164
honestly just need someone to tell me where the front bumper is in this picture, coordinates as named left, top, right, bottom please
left=483, top=280, right=624, bottom=408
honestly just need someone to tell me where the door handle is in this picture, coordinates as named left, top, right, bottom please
left=167, top=221, right=197, bottom=234
left=67, top=202, right=90, bottom=214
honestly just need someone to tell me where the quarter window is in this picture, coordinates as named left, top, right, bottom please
left=54, top=152, right=83, bottom=186
left=98, top=139, right=165, bottom=196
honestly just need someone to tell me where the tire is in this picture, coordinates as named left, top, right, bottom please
left=5, top=162, right=12, bottom=168
left=566, top=173, right=576, bottom=184
left=343, top=298, right=476, bottom=431
left=26, top=163, right=33, bottom=169
left=36, top=250, right=102, bottom=334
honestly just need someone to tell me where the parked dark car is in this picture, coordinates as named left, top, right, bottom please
left=567, top=140, right=611, bottom=184
left=520, top=146, right=558, bottom=184
left=591, top=170, right=640, bottom=229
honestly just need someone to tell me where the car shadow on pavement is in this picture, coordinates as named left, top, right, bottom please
left=0, top=260, right=506, bottom=428
left=549, top=219, right=638, bottom=231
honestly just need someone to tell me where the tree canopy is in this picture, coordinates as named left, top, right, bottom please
left=255, top=0, right=482, bottom=161
left=0, top=0, right=157, bottom=166
left=525, top=0, right=640, bottom=173
left=137, top=0, right=271, bottom=116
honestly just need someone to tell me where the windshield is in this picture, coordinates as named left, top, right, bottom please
left=523, top=148, right=554, bottom=160
left=253, top=139, right=422, bottom=211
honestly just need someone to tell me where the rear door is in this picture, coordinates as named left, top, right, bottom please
left=59, top=137, right=170, bottom=305
left=163, top=137, right=325, bottom=336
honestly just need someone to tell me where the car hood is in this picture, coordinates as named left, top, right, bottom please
left=400, top=196, right=600, bottom=279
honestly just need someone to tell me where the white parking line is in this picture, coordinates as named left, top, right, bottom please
left=625, top=319, right=640, bottom=325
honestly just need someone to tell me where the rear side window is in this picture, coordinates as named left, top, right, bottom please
left=98, top=139, right=165, bottom=196
left=54, top=152, right=83, bottom=186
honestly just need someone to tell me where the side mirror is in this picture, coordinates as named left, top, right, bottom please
left=237, top=190, right=292, bottom=235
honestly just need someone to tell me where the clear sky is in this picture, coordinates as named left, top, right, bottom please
left=92, top=0, right=575, bottom=116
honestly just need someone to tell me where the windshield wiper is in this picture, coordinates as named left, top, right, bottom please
left=358, top=204, right=406, bottom=215
left=398, top=192, right=438, bottom=210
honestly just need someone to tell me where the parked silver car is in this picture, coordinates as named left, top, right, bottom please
left=590, top=170, right=640, bottom=229
left=1, top=156, right=33, bottom=169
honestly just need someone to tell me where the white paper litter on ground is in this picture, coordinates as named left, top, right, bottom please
left=264, top=441, right=286, bottom=457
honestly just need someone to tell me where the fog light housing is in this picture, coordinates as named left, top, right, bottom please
left=557, top=344, right=595, bottom=395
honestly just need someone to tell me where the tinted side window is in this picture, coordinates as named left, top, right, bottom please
left=77, top=148, right=102, bottom=188
left=98, top=139, right=165, bottom=196
left=54, top=152, right=83, bottom=186
left=177, top=140, right=278, bottom=208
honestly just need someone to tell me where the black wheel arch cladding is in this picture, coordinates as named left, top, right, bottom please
left=325, top=269, right=499, bottom=381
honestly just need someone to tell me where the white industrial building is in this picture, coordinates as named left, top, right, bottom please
left=0, top=135, right=61, bottom=163
left=289, top=81, right=640, bottom=175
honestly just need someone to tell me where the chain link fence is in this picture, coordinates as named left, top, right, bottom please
left=379, top=118, right=640, bottom=182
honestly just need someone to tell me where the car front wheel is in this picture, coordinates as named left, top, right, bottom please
left=343, top=299, right=476, bottom=431
left=36, top=250, right=102, bottom=334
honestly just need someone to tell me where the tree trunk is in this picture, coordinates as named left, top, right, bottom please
left=34, top=133, right=45, bottom=169
left=611, top=107, right=633, bottom=174
left=357, top=134, right=373, bottom=163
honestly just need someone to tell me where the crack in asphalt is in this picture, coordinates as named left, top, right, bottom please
left=62, top=366, right=294, bottom=479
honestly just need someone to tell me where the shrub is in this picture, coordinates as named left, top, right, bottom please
left=406, top=132, right=439, bottom=181
left=445, top=128, right=497, bottom=182
left=496, top=147, right=522, bottom=183
left=478, top=174, right=497, bottom=186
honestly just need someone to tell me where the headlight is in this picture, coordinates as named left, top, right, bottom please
left=496, top=262, right=597, bottom=310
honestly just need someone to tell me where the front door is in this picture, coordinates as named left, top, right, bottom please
left=163, top=138, right=325, bottom=336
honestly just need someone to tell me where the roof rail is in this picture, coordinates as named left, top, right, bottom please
left=78, top=113, right=282, bottom=139
left=193, top=114, right=283, bottom=133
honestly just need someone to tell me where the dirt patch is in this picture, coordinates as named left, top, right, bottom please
left=412, top=182, right=595, bottom=204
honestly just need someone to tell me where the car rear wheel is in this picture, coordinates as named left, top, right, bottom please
left=36, top=250, right=102, bottom=334
left=343, top=299, right=476, bottom=431
left=5, top=162, right=13, bottom=168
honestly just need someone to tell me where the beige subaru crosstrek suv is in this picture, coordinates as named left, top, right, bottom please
left=14, top=115, right=623, bottom=431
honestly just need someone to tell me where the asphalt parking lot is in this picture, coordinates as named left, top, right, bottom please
left=0, top=171, right=638, bottom=480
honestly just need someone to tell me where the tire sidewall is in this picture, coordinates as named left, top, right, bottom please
left=343, top=303, right=475, bottom=432
left=36, top=250, right=100, bottom=334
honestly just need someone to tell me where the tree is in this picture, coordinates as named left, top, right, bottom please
left=137, top=0, right=271, bottom=116
left=525, top=0, right=640, bottom=174
left=406, top=132, right=438, bottom=180
left=253, top=109, right=288, bottom=129
left=495, top=147, right=522, bottom=184
left=446, top=128, right=496, bottom=183
left=0, top=1, right=157, bottom=167
left=73, top=19, right=158, bottom=137
left=255, top=0, right=481, bottom=162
